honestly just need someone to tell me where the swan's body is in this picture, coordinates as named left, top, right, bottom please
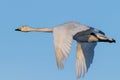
left=15, top=22, right=115, bottom=79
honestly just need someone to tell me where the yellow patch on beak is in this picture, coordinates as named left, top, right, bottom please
left=18, top=27, right=22, bottom=30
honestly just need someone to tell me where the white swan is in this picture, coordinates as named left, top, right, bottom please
left=15, top=22, right=115, bottom=79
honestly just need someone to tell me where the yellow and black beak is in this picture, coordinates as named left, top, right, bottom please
left=15, top=28, right=21, bottom=31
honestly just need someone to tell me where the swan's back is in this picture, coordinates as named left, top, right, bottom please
left=53, top=22, right=90, bottom=35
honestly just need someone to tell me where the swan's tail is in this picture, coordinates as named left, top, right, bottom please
left=95, top=33, right=116, bottom=43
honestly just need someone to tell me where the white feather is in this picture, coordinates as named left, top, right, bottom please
left=16, top=22, right=114, bottom=79
left=76, top=42, right=97, bottom=79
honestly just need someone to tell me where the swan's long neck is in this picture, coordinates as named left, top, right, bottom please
left=29, top=27, right=53, bottom=32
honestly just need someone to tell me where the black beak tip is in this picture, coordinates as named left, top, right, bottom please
left=15, top=29, right=20, bottom=31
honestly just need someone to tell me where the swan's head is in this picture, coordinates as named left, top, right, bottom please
left=15, top=25, right=31, bottom=32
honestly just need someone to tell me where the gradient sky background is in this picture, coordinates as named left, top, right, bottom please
left=0, top=0, right=120, bottom=80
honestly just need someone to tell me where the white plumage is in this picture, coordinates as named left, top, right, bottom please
left=15, top=22, right=115, bottom=79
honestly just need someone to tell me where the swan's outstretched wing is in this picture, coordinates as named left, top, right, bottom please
left=53, top=22, right=90, bottom=69
left=76, top=42, right=97, bottom=78
left=53, top=28, right=73, bottom=69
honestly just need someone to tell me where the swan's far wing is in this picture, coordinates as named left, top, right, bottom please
left=76, top=42, right=97, bottom=78
left=53, top=28, right=73, bottom=69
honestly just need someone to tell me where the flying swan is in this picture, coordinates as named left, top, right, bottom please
left=15, top=22, right=115, bottom=79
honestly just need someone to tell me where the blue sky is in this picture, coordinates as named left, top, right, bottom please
left=0, top=0, right=120, bottom=80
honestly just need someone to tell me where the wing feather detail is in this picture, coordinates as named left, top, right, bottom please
left=76, top=42, right=97, bottom=78
left=53, top=28, right=73, bottom=69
